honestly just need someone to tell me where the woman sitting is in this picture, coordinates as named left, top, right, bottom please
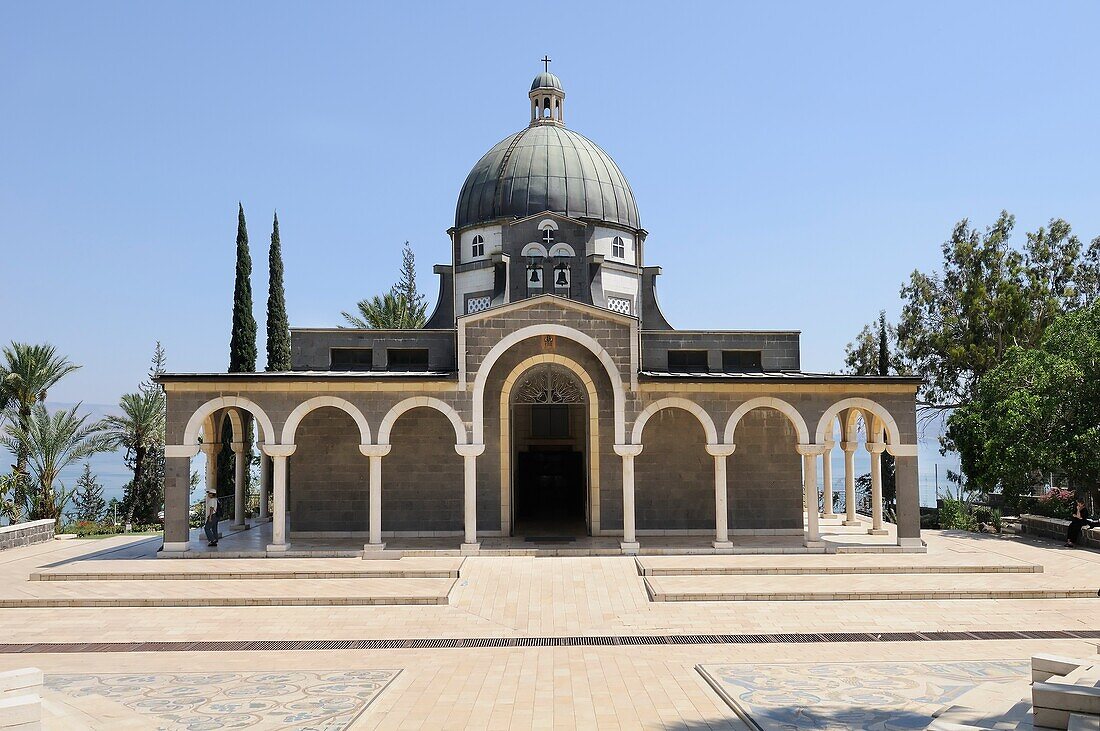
left=1064, top=497, right=1094, bottom=548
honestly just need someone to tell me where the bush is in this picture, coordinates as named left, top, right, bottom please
left=1029, top=488, right=1077, bottom=519
left=938, top=497, right=977, bottom=531
left=64, top=520, right=118, bottom=537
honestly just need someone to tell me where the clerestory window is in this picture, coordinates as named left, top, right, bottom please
left=612, top=236, right=625, bottom=258
left=471, top=235, right=485, bottom=258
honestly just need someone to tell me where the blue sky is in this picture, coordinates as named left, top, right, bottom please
left=2, top=1, right=1099, bottom=407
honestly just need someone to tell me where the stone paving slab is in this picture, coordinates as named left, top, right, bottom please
left=0, top=578, right=456, bottom=607
left=636, top=553, right=1042, bottom=575
left=30, top=556, right=464, bottom=581
left=644, top=573, right=1100, bottom=602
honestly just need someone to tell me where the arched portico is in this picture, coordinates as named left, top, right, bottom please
left=378, top=397, right=467, bottom=445
left=183, top=396, right=276, bottom=447
left=631, top=397, right=718, bottom=445
left=281, top=396, right=371, bottom=445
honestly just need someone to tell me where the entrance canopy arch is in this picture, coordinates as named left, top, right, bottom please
left=472, top=324, right=626, bottom=444
left=723, top=396, right=810, bottom=445
left=182, top=396, right=276, bottom=447
left=378, top=397, right=467, bottom=445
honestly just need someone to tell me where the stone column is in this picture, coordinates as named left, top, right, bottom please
left=796, top=444, right=826, bottom=547
left=706, top=444, right=736, bottom=549
left=893, top=451, right=923, bottom=547
left=199, top=443, right=220, bottom=541
left=821, top=440, right=835, bottom=518
left=231, top=442, right=247, bottom=528
left=163, top=445, right=199, bottom=552
left=614, top=444, right=644, bottom=554
left=258, top=454, right=271, bottom=521
left=359, top=445, right=391, bottom=554
left=867, top=442, right=888, bottom=535
left=841, top=441, right=860, bottom=526
left=455, top=444, right=485, bottom=554
left=263, top=445, right=295, bottom=552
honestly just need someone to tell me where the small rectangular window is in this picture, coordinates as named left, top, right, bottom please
left=386, top=348, right=430, bottom=371
left=330, top=348, right=373, bottom=371
left=722, top=350, right=763, bottom=372
left=667, top=350, right=708, bottom=372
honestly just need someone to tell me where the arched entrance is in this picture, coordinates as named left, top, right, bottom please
left=509, top=363, right=589, bottom=537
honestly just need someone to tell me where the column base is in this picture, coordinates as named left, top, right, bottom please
left=867, top=528, right=889, bottom=536
left=712, top=541, right=734, bottom=550
left=460, top=542, right=481, bottom=555
left=843, top=520, right=862, bottom=527
left=231, top=521, right=249, bottom=530
left=803, top=540, right=826, bottom=548
left=620, top=541, right=640, bottom=555
left=255, top=515, right=272, bottom=524
left=161, top=541, right=190, bottom=553
left=896, top=537, right=925, bottom=548
left=821, top=511, right=837, bottom=519
left=362, top=542, right=387, bottom=553
left=266, top=543, right=289, bottom=552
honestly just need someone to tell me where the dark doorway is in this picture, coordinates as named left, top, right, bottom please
left=514, top=448, right=586, bottom=536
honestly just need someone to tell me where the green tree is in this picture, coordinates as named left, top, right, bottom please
left=265, top=212, right=291, bottom=371
left=0, top=404, right=114, bottom=521
left=342, top=242, right=428, bottom=329
left=229, top=203, right=257, bottom=373
left=949, top=301, right=1100, bottom=504
left=103, top=390, right=166, bottom=524
left=72, top=464, right=106, bottom=523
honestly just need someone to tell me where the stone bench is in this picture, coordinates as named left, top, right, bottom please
left=1021, top=514, right=1100, bottom=548
left=0, top=668, right=42, bottom=730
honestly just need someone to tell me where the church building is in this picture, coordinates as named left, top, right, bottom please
left=160, top=67, right=924, bottom=555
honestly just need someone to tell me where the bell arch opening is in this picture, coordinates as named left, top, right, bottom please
left=508, top=363, right=590, bottom=538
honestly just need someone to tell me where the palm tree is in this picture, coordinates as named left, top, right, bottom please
left=342, top=292, right=427, bottom=329
left=102, top=390, right=166, bottom=522
left=0, top=343, right=81, bottom=467
left=0, top=404, right=114, bottom=521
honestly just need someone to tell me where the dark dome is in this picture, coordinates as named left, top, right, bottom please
left=455, top=124, right=640, bottom=230
left=530, top=71, right=563, bottom=91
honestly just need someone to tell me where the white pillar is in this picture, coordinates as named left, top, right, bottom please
left=263, top=445, right=295, bottom=552
left=359, top=445, right=391, bottom=554
left=455, top=444, right=485, bottom=553
left=200, top=443, right=220, bottom=542
left=706, top=444, right=736, bottom=548
left=796, top=444, right=825, bottom=547
left=614, top=444, right=643, bottom=554
left=259, top=453, right=271, bottom=520
left=841, top=441, right=860, bottom=526
left=867, top=442, right=888, bottom=535
left=231, top=442, right=246, bottom=528
left=821, top=440, right=835, bottom=518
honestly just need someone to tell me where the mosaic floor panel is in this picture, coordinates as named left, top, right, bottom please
left=697, top=660, right=1030, bottom=730
left=45, top=670, right=401, bottom=730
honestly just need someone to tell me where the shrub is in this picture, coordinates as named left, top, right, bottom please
left=1030, top=488, right=1077, bottom=519
left=938, top=497, right=977, bottom=531
left=65, top=520, right=117, bottom=537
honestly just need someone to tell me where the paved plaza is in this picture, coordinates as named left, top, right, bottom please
left=1, top=528, right=1098, bottom=729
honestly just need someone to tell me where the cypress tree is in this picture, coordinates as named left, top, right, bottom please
left=877, top=311, right=889, bottom=377
left=229, top=203, right=257, bottom=373
left=266, top=212, right=291, bottom=371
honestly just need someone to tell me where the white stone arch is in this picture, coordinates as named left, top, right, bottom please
left=280, top=396, right=372, bottom=446
left=548, top=243, right=576, bottom=258
left=499, top=353, right=602, bottom=535
left=521, top=242, right=549, bottom=258
left=723, top=396, right=811, bottom=445
left=377, top=397, right=467, bottom=445
left=216, top=408, right=243, bottom=443
left=631, top=397, right=719, bottom=445
left=183, top=396, right=276, bottom=446
left=815, top=397, right=902, bottom=447
left=472, top=324, right=626, bottom=444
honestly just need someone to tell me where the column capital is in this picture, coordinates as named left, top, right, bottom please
left=230, top=442, right=247, bottom=455
left=613, top=444, right=644, bottom=457
left=199, top=443, right=221, bottom=457
left=359, top=444, right=392, bottom=458
left=795, top=443, right=828, bottom=456
left=455, top=443, right=486, bottom=458
left=262, top=444, right=296, bottom=458
left=840, top=441, right=859, bottom=453
left=865, top=442, right=887, bottom=454
left=705, top=443, right=736, bottom=457
left=165, top=445, right=200, bottom=459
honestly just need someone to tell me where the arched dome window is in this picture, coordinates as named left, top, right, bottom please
left=612, top=236, right=625, bottom=259
left=471, top=235, right=485, bottom=258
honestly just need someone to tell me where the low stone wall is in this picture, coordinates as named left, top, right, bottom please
left=0, top=519, right=56, bottom=552
left=1020, top=514, right=1100, bottom=548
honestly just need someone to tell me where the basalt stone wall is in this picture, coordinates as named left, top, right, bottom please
left=0, top=519, right=55, bottom=552
left=382, top=407, right=465, bottom=533
left=634, top=409, right=714, bottom=530
left=727, top=409, right=802, bottom=530
left=290, top=407, right=369, bottom=533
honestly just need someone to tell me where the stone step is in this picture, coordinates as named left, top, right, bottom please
left=637, top=554, right=1041, bottom=576
left=1, top=577, right=455, bottom=607
left=30, top=556, right=463, bottom=581
left=644, top=573, right=1100, bottom=602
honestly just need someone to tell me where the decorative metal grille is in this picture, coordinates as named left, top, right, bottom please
left=514, top=365, right=585, bottom=404
left=466, top=296, right=492, bottom=314
left=607, top=297, right=632, bottom=315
